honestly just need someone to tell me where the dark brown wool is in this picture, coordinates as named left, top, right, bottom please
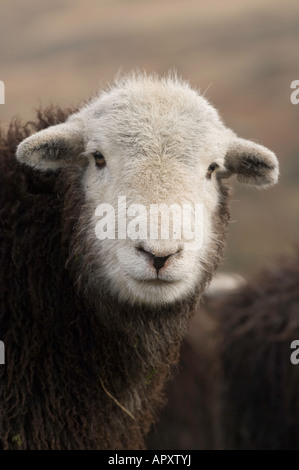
left=147, top=308, right=219, bottom=450
left=217, top=250, right=299, bottom=450
left=0, top=107, right=230, bottom=450
left=148, top=251, right=299, bottom=450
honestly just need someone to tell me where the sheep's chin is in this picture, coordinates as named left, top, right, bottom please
left=115, top=275, right=196, bottom=307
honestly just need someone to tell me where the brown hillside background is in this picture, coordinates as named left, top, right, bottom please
left=1, top=0, right=298, bottom=276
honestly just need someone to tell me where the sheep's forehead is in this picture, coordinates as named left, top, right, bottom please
left=83, top=76, right=227, bottom=165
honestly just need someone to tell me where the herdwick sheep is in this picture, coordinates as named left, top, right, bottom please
left=0, top=73, right=279, bottom=450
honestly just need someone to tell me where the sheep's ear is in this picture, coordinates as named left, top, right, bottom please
left=16, top=121, right=85, bottom=171
left=222, top=138, right=279, bottom=188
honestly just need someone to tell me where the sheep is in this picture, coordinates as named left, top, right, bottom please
left=0, top=73, right=279, bottom=450
left=148, top=254, right=299, bottom=450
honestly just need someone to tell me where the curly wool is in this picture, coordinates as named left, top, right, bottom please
left=0, top=107, right=230, bottom=450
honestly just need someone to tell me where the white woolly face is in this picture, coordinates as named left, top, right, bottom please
left=16, top=74, right=279, bottom=307
left=78, top=80, right=231, bottom=306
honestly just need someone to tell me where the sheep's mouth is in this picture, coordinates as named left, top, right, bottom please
left=134, top=278, right=179, bottom=286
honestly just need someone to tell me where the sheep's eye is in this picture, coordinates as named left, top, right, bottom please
left=206, top=162, right=219, bottom=179
left=93, top=151, right=106, bottom=169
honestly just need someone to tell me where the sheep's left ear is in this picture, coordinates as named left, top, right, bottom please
left=16, top=120, right=85, bottom=171
left=222, top=138, right=279, bottom=188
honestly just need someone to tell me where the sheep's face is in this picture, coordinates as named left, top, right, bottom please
left=16, top=74, right=279, bottom=307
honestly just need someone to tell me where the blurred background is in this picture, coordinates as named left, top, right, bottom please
left=0, top=0, right=298, bottom=276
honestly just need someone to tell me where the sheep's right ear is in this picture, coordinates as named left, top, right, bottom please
left=16, top=121, right=85, bottom=171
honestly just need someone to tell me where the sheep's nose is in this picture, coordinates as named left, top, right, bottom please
left=137, top=245, right=178, bottom=273
left=152, top=254, right=171, bottom=272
